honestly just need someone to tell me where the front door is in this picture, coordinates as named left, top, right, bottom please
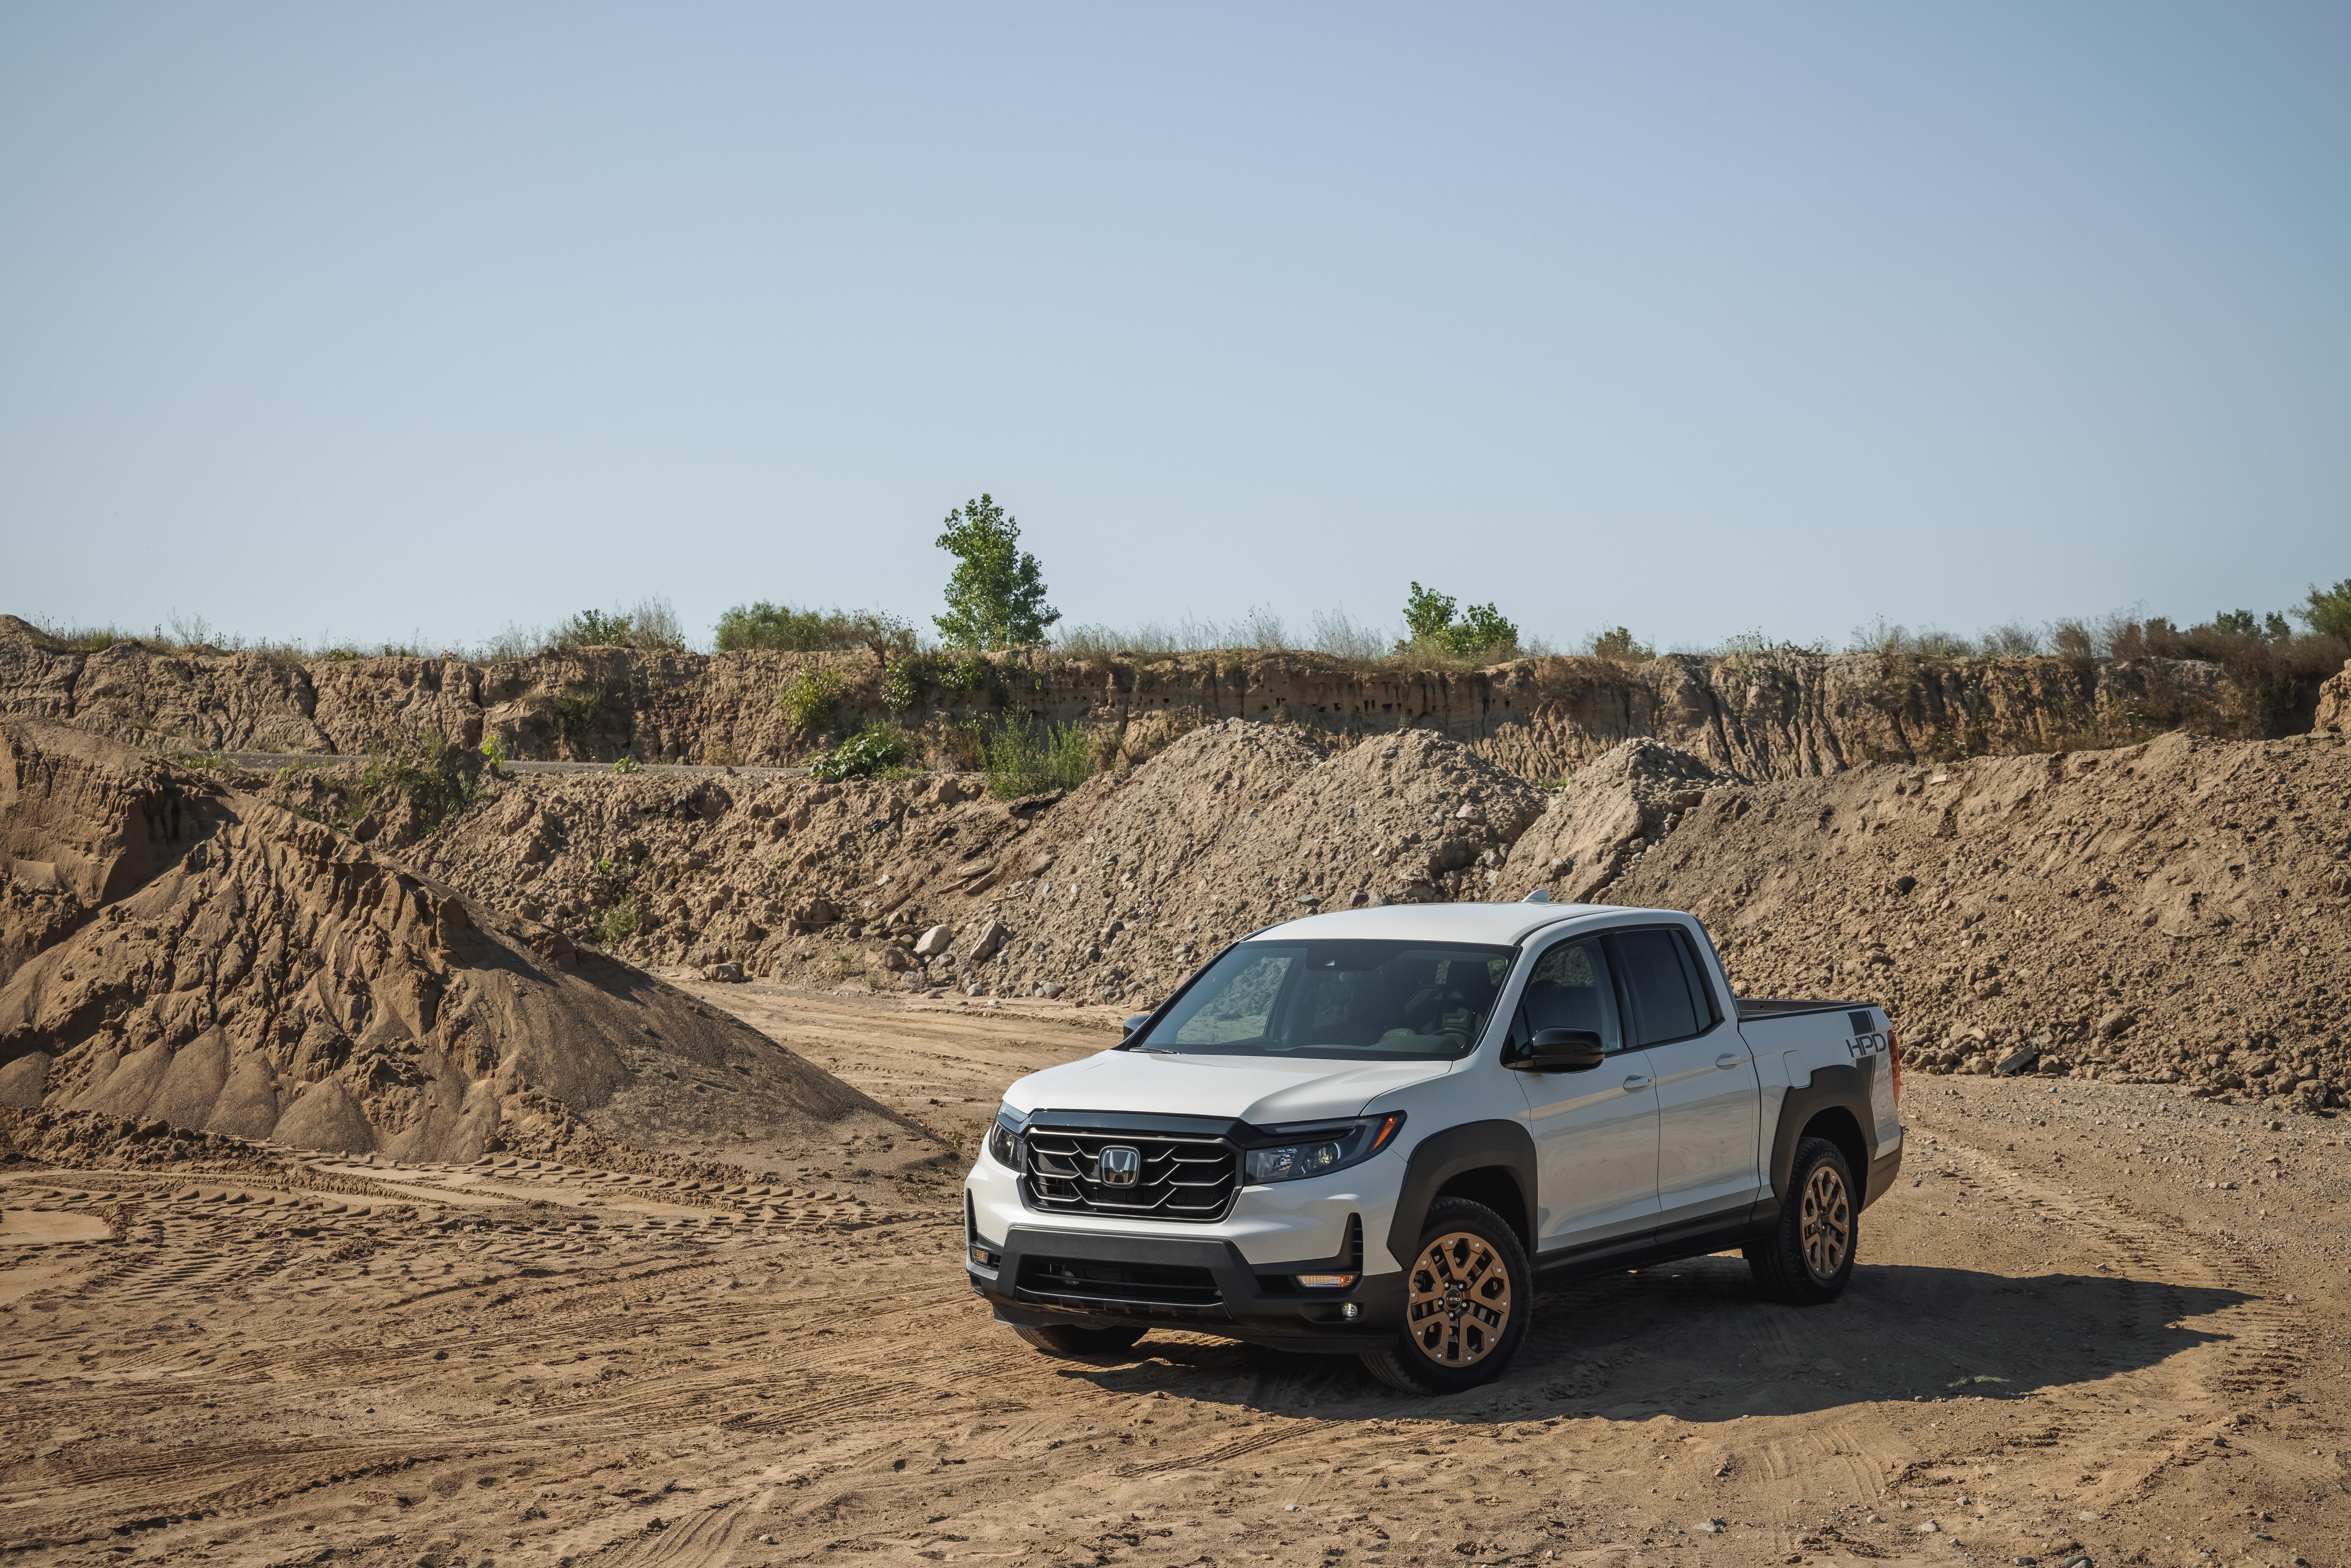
left=1509, top=935, right=1661, bottom=1255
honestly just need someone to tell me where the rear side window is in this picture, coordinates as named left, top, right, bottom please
left=1673, top=931, right=1724, bottom=1030
left=1609, top=929, right=1705, bottom=1045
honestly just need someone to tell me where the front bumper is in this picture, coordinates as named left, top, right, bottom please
left=968, top=1224, right=1404, bottom=1354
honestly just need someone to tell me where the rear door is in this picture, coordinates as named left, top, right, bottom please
left=1606, top=925, right=1763, bottom=1230
left=1508, top=934, right=1661, bottom=1254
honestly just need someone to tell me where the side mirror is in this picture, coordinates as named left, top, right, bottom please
left=1508, top=1028, right=1605, bottom=1073
left=1122, top=1013, right=1154, bottom=1039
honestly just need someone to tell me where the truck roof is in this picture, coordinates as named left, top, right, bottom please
left=1248, top=900, right=1688, bottom=949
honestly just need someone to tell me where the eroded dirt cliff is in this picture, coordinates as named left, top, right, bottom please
left=1, top=613, right=2285, bottom=784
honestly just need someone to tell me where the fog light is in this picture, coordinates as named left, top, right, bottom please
left=969, top=1245, right=1000, bottom=1268
left=1342, top=1302, right=1361, bottom=1321
left=1294, top=1272, right=1358, bottom=1289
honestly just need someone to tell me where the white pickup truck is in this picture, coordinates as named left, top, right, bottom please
left=963, top=900, right=1903, bottom=1394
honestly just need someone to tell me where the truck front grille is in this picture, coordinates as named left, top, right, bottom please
left=1022, top=1128, right=1238, bottom=1223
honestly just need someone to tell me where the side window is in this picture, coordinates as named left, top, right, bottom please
left=1514, top=938, right=1627, bottom=1055
left=1610, top=929, right=1705, bottom=1046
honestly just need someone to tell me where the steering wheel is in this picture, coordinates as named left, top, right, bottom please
left=1400, top=985, right=1460, bottom=1033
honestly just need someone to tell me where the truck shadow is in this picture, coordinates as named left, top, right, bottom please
left=1054, top=1258, right=2252, bottom=1422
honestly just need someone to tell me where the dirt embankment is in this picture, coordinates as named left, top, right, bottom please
left=387, top=714, right=2351, bottom=1111
left=1583, top=729, right=2351, bottom=1109
left=0, top=718, right=939, bottom=1173
left=0, top=611, right=2288, bottom=783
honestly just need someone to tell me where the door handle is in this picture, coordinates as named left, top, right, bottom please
left=1715, top=1052, right=1744, bottom=1070
left=1621, top=1073, right=1652, bottom=1092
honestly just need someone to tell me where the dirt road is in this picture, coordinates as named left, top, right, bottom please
left=3, top=987, right=2345, bottom=1568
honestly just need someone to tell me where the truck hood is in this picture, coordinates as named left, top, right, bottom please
left=1001, top=1048, right=1453, bottom=1127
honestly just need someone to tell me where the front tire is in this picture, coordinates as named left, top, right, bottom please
left=1011, top=1323, right=1148, bottom=1358
left=1746, top=1136, right=1858, bottom=1304
left=1360, top=1197, right=1531, bottom=1395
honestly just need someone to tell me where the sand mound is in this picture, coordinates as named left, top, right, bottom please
left=370, top=714, right=2351, bottom=1112
left=1597, top=729, right=2351, bottom=1108
left=402, top=724, right=1704, bottom=1006
left=0, top=717, right=935, bottom=1169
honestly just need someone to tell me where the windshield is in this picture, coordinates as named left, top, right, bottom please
left=1137, top=939, right=1517, bottom=1060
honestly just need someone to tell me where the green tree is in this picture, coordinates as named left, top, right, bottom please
left=1403, top=583, right=1458, bottom=644
left=2214, top=608, right=2261, bottom=637
left=2295, top=579, right=2351, bottom=642
left=934, top=494, right=1059, bottom=649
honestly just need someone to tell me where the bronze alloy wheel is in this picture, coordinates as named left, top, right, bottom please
left=1800, top=1161, right=1852, bottom=1281
left=1406, top=1231, right=1513, bottom=1368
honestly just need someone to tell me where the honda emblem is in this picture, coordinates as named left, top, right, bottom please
left=1098, top=1146, right=1142, bottom=1187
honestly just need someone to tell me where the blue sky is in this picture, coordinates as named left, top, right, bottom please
left=3, top=4, right=2345, bottom=653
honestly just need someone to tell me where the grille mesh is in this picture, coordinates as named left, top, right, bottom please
left=1022, top=1128, right=1237, bottom=1222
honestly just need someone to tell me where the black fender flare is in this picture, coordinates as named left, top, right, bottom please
left=1766, top=1064, right=1880, bottom=1209
left=1385, top=1119, right=1538, bottom=1268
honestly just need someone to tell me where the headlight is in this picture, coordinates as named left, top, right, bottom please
left=1242, top=1111, right=1405, bottom=1185
left=986, top=1110, right=1024, bottom=1169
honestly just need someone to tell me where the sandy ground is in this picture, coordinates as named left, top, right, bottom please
left=3, top=986, right=2346, bottom=1568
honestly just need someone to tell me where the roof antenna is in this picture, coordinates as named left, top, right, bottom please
left=1521, top=888, right=1551, bottom=903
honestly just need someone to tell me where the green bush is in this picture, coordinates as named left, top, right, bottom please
left=610, top=754, right=641, bottom=775
left=548, top=685, right=605, bottom=742
left=882, top=657, right=923, bottom=712
left=1585, top=626, right=1656, bottom=664
left=938, top=653, right=989, bottom=694
left=548, top=598, right=687, bottom=652
left=1399, top=583, right=1520, bottom=661
left=981, top=717, right=1092, bottom=800
left=717, top=602, right=916, bottom=659
left=593, top=893, right=641, bottom=945
left=810, top=723, right=910, bottom=781
left=779, top=664, right=846, bottom=730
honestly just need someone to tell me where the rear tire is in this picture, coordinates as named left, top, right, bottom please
left=1746, top=1136, right=1858, bottom=1304
left=1011, top=1323, right=1148, bottom=1358
left=1359, top=1196, right=1531, bottom=1395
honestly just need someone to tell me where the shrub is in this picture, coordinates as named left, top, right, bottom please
left=716, top=603, right=917, bottom=661
left=1398, top=583, right=1520, bottom=661
left=593, top=894, right=641, bottom=945
left=778, top=664, right=846, bottom=730
left=938, top=653, right=990, bottom=695
left=935, top=493, right=1061, bottom=649
left=548, top=685, right=605, bottom=743
left=548, top=598, right=687, bottom=652
left=610, top=755, right=641, bottom=775
left=1585, top=626, right=1656, bottom=664
left=981, top=717, right=1093, bottom=799
left=810, top=723, right=910, bottom=782
left=882, top=657, right=923, bottom=712
left=328, top=728, right=483, bottom=837
left=479, top=733, right=508, bottom=771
